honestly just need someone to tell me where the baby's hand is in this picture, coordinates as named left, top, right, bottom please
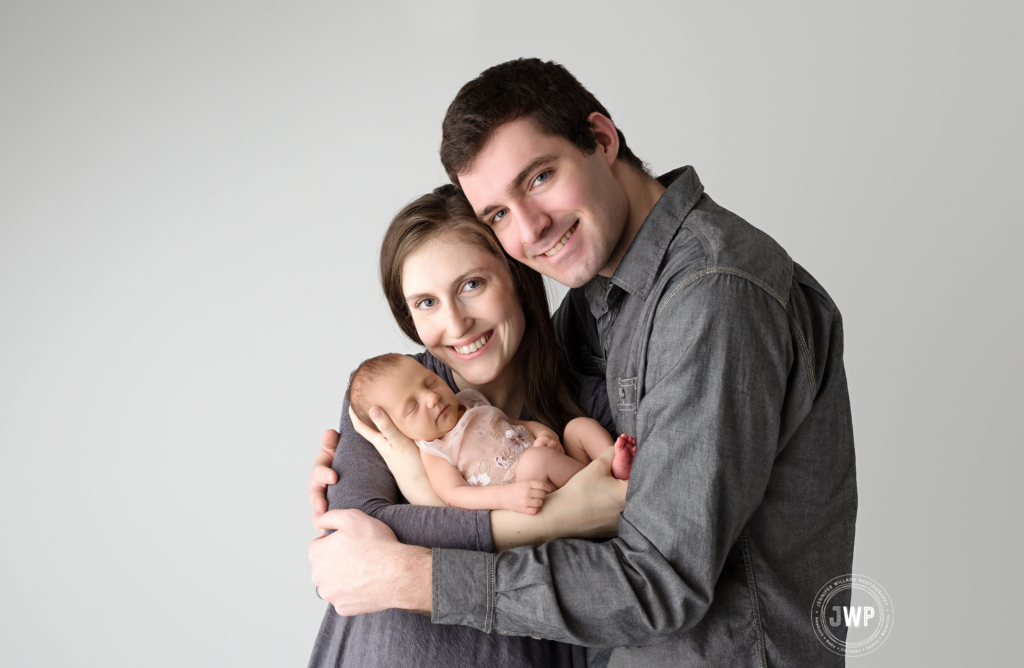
left=532, top=433, right=563, bottom=453
left=504, top=480, right=552, bottom=515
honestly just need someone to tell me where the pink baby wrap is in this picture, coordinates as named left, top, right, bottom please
left=414, top=389, right=535, bottom=487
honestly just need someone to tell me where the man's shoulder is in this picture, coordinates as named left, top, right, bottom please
left=659, top=194, right=794, bottom=307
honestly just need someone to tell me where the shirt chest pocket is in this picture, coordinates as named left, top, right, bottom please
left=614, top=376, right=638, bottom=436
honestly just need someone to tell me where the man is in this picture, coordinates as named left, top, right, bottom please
left=310, top=59, right=857, bottom=667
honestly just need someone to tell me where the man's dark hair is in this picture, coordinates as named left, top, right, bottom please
left=440, top=58, right=646, bottom=183
left=345, top=353, right=407, bottom=431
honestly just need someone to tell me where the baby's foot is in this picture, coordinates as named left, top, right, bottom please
left=611, top=435, right=637, bottom=480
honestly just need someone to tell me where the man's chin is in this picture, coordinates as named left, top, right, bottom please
left=531, top=261, right=596, bottom=289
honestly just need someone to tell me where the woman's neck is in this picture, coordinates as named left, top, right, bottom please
left=452, top=367, right=524, bottom=419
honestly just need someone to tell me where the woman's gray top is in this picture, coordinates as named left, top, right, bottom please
left=308, top=351, right=614, bottom=668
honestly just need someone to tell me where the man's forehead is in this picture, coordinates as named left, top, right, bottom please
left=459, top=118, right=569, bottom=213
left=464, top=118, right=569, bottom=177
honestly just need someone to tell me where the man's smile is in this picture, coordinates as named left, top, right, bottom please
left=538, top=221, right=578, bottom=259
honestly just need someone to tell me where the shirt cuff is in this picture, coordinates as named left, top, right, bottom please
left=431, top=548, right=494, bottom=633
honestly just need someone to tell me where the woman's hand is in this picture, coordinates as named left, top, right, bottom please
left=309, top=429, right=340, bottom=536
left=350, top=406, right=420, bottom=459
left=352, top=405, right=447, bottom=507
left=542, top=446, right=627, bottom=539
left=489, top=447, right=627, bottom=551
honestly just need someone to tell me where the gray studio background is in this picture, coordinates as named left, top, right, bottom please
left=1, top=1, right=1020, bottom=666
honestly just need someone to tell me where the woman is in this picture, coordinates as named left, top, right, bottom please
left=307, top=185, right=625, bottom=668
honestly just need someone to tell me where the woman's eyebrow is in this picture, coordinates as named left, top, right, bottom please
left=405, top=267, right=489, bottom=303
left=453, top=267, right=488, bottom=283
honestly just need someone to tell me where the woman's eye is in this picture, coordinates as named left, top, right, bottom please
left=463, top=279, right=482, bottom=291
left=415, top=298, right=436, bottom=310
left=531, top=170, right=550, bottom=188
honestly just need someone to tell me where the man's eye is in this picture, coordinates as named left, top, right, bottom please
left=415, top=298, right=436, bottom=309
left=491, top=209, right=507, bottom=225
left=531, top=171, right=550, bottom=188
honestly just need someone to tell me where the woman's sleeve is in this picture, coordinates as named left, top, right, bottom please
left=327, top=399, right=495, bottom=552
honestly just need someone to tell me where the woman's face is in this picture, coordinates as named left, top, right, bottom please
left=402, top=237, right=526, bottom=388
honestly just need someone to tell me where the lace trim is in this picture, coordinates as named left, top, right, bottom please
left=464, top=418, right=533, bottom=487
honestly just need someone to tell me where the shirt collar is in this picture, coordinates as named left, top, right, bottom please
left=607, top=165, right=704, bottom=299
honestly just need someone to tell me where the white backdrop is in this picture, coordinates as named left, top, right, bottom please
left=1, top=1, right=1020, bottom=665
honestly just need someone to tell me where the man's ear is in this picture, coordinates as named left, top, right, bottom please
left=587, top=112, right=621, bottom=166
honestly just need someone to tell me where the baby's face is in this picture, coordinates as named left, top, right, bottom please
left=372, top=357, right=460, bottom=441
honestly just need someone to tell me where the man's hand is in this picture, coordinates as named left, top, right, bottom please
left=310, top=509, right=432, bottom=616
left=309, top=429, right=340, bottom=536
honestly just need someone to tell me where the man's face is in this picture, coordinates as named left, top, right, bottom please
left=458, top=117, right=630, bottom=288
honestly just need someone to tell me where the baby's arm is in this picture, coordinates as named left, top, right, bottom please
left=420, top=450, right=552, bottom=515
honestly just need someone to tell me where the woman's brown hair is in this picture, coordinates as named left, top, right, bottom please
left=379, top=183, right=583, bottom=434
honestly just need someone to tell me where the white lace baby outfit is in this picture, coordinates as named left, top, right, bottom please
left=414, top=389, right=534, bottom=487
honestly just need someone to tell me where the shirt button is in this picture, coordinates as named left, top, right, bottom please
left=619, top=387, right=626, bottom=399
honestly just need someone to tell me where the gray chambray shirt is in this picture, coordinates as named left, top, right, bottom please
left=431, top=166, right=858, bottom=668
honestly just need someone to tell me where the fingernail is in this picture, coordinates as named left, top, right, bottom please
left=370, top=407, right=382, bottom=419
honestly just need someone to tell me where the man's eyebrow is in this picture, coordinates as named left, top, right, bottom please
left=476, top=154, right=558, bottom=219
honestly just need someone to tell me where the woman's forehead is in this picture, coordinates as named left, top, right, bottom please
left=402, top=238, right=505, bottom=292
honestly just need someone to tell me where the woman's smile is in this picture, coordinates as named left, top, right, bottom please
left=449, top=330, right=493, bottom=357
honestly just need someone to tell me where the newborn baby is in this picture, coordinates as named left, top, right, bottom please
left=347, top=353, right=636, bottom=514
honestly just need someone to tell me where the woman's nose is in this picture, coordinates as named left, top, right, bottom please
left=443, top=303, right=473, bottom=339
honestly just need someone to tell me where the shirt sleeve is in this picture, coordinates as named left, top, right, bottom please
left=432, top=273, right=792, bottom=645
left=328, top=398, right=494, bottom=552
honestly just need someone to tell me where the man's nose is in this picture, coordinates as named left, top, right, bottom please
left=517, top=205, right=551, bottom=246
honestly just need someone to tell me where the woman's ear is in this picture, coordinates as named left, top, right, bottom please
left=587, top=112, right=621, bottom=166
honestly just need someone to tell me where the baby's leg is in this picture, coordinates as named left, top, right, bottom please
left=516, top=446, right=585, bottom=489
left=563, top=417, right=614, bottom=464
left=564, top=417, right=637, bottom=481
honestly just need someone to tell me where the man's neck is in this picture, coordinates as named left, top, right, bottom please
left=598, top=165, right=666, bottom=278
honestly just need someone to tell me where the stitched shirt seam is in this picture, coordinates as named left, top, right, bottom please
left=740, top=530, right=769, bottom=668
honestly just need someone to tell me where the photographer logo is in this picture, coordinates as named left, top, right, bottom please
left=811, top=574, right=893, bottom=657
